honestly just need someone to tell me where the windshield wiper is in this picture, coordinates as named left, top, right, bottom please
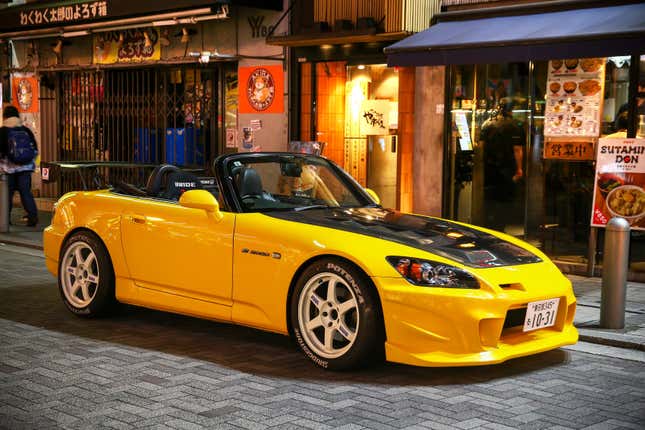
left=293, top=204, right=334, bottom=212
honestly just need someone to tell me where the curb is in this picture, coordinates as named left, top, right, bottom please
left=0, top=238, right=43, bottom=251
left=578, top=332, right=645, bottom=351
left=0, top=239, right=43, bottom=251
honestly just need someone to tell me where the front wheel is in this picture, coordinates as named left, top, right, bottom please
left=58, top=231, right=116, bottom=317
left=290, top=258, right=384, bottom=370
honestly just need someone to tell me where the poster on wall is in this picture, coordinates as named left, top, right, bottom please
left=238, top=65, right=284, bottom=114
left=93, top=29, right=161, bottom=64
left=11, top=74, right=39, bottom=113
left=591, top=138, right=645, bottom=230
left=544, top=58, right=605, bottom=138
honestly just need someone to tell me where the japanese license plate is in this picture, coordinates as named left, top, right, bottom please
left=523, top=298, right=560, bottom=332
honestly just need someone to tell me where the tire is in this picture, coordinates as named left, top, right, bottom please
left=290, top=258, right=384, bottom=370
left=58, top=231, right=116, bottom=317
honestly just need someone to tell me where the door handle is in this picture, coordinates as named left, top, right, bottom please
left=128, top=215, right=147, bottom=224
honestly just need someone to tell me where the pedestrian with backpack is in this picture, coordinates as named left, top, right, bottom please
left=0, top=105, right=39, bottom=226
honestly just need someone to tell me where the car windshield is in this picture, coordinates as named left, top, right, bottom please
left=226, top=155, right=372, bottom=212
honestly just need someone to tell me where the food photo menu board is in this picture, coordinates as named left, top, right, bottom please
left=545, top=58, right=605, bottom=138
left=591, top=138, right=645, bottom=231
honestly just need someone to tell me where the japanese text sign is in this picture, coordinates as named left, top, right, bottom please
left=591, top=138, right=645, bottom=230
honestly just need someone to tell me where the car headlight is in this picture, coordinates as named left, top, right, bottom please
left=386, top=256, right=480, bottom=289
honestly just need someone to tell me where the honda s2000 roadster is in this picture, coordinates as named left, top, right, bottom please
left=44, top=152, right=578, bottom=370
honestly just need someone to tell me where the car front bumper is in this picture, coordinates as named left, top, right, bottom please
left=373, top=270, right=578, bottom=367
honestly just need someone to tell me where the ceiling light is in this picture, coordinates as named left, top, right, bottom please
left=143, top=31, right=152, bottom=48
left=152, top=19, right=177, bottom=27
left=159, top=29, right=171, bottom=46
left=181, top=27, right=191, bottom=44
left=62, top=30, right=89, bottom=38
left=52, top=39, right=63, bottom=55
left=357, top=64, right=365, bottom=70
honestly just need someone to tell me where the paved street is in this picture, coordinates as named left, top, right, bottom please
left=1, top=244, right=644, bottom=430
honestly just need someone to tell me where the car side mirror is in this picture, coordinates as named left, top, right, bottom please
left=179, top=190, right=223, bottom=221
left=364, top=188, right=381, bottom=205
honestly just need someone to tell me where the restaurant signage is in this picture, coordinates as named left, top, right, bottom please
left=93, top=29, right=161, bottom=64
left=12, top=75, right=39, bottom=113
left=543, top=140, right=595, bottom=160
left=0, top=1, right=279, bottom=33
left=591, top=138, right=645, bottom=230
left=544, top=58, right=605, bottom=138
left=238, top=65, right=284, bottom=114
left=19, top=1, right=107, bottom=26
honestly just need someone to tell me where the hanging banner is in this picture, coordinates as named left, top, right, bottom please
left=11, top=74, right=39, bottom=113
left=543, top=140, right=595, bottom=160
left=93, top=29, right=161, bottom=64
left=238, top=65, right=284, bottom=114
left=591, top=138, right=645, bottom=230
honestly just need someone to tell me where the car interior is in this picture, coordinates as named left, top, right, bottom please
left=111, top=164, right=220, bottom=203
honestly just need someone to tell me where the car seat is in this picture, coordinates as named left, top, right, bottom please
left=160, top=170, right=202, bottom=201
left=237, top=167, right=263, bottom=201
left=146, top=164, right=180, bottom=197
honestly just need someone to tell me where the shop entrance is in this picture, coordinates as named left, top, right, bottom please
left=299, top=62, right=400, bottom=208
left=449, top=63, right=529, bottom=237
left=56, top=65, right=221, bottom=193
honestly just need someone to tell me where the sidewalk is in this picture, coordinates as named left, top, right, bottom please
left=1, top=208, right=644, bottom=352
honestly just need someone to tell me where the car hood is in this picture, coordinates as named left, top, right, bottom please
left=265, top=207, right=541, bottom=268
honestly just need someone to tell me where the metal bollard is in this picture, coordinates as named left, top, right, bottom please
left=600, top=217, right=630, bottom=329
left=0, top=173, right=9, bottom=233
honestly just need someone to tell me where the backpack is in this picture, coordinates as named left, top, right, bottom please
left=7, top=127, right=36, bottom=165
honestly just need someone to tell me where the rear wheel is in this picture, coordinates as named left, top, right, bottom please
left=291, top=258, right=383, bottom=370
left=58, top=231, right=115, bottom=317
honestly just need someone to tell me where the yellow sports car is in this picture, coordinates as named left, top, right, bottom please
left=44, top=152, right=578, bottom=370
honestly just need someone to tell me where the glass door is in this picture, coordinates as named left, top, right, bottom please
left=449, top=63, right=530, bottom=237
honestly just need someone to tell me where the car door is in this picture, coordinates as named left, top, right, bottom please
left=120, top=197, right=235, bottom=306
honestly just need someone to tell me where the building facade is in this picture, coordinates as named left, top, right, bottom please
left=0, top=0, right=288, bottom=196
left=268, top=0, right=443, bottom=211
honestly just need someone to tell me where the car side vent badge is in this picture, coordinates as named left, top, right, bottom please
left=500, top=283, right=525, bottom=291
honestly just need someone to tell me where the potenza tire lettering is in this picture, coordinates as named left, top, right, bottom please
left=290, top=258, right=383, bottom=370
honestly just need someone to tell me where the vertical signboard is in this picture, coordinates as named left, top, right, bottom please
left=12, top=75, right=39, bottom=113
left=591, top=138, right=645, bottom=230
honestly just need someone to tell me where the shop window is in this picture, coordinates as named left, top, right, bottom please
left=57, top=66, right=219, bottom=194
left=448, top=58, right=645, bottom=276
left=602, top=56, right=631, bottom=137
left=638, top=55, right=645, bottom=137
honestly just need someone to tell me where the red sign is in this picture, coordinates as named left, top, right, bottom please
left=238, top=65, right=284, bottom=114
left=12, top=76, right=39, bottom=113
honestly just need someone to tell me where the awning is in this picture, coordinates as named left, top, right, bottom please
left=385, top=2, right=645, bottom=66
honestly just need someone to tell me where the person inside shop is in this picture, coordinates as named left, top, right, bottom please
left=479, top=98, right=525, bottom=233
left=0, top=105, right=39, bottom=226
left=607, top=109, right=629, bottom=138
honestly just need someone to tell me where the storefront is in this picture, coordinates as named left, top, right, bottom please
left=0, top=0, right=286, bottom=197
left=385, top=0, right=645, bottom=278
left=268, top=0, right=442, bottom=211
left=294, top=46, right=403, bottom=209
